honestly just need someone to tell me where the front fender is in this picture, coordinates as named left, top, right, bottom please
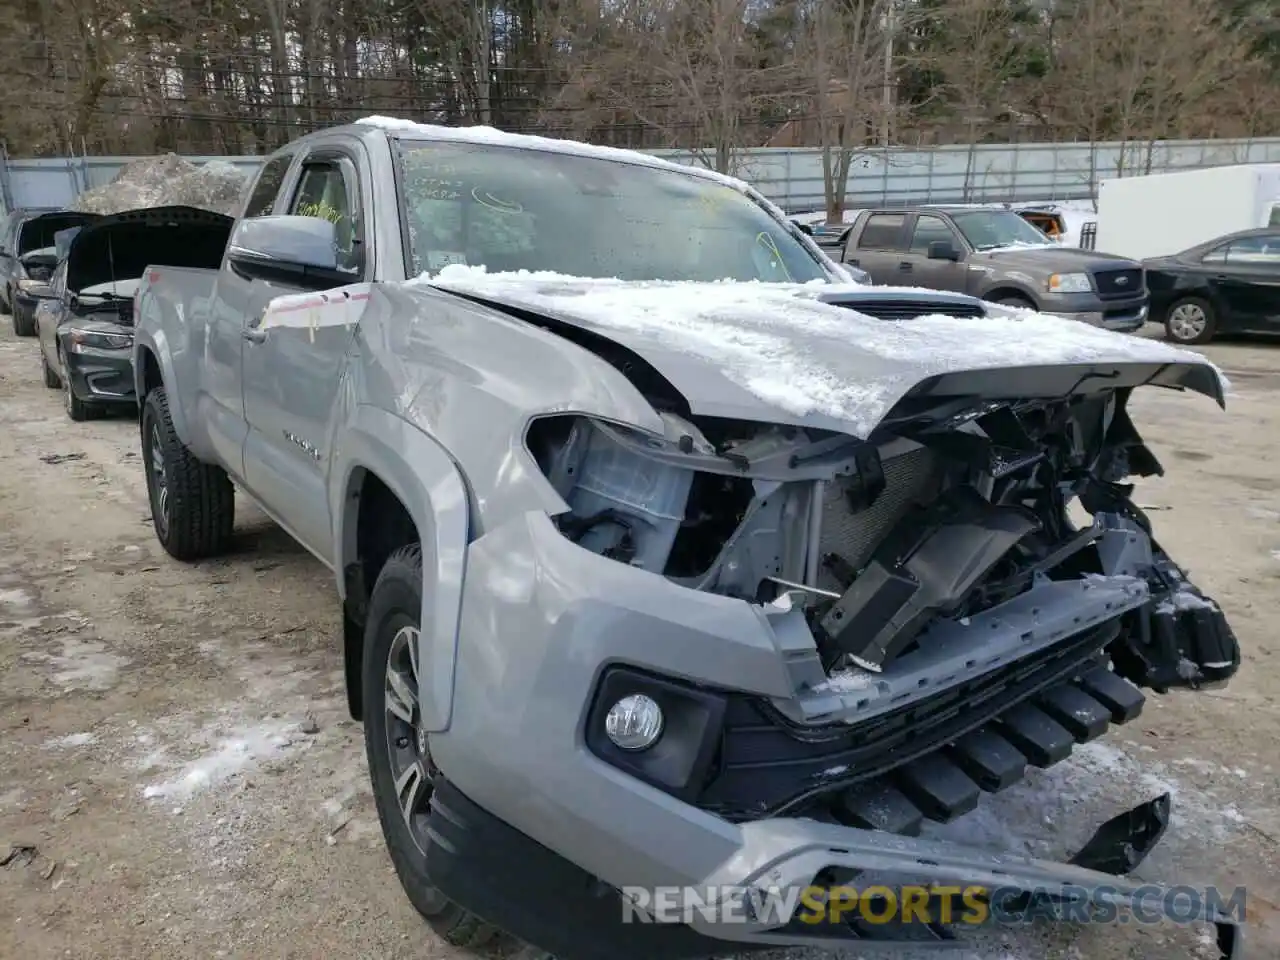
left=331, top=404, right=471, bottom=732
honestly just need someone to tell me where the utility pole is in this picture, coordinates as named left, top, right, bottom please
left=881, top=0, right=896, bottom=147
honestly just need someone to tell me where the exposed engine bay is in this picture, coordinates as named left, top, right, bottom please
left=525, top=384, right=1241, bottom=825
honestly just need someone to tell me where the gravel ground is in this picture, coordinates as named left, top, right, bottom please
left=1, top=316, right=1278, bottom=960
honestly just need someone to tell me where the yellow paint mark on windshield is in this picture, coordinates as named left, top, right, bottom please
left=756, top=232, right=792, bottom=280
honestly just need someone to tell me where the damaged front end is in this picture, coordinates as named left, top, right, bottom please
left=517, top=379, right=1243, bottom=952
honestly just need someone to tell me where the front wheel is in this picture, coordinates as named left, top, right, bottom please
left=363, top=545, right=500, bottom=949
left=42, top=353, right=60, bottom=389
left=13, top=302, right=37, bottom=337
left=140, top=387, right=235, bottom=560
left=61, top=351, right=99, bottom=421
left=1164, top=296, right=1216, bottom=345
left=989, top=294, right=1037, bottom=311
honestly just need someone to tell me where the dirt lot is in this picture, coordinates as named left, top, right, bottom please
left=1, top=316, right=1278, bottom=960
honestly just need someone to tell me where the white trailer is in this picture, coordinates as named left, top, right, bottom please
left=1095, top=163, right=1280, bottom=261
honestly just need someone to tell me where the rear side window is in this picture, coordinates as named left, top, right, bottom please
left=1202, top=236, right=1280, bottom=265
left=857, top=213, right=906, bottom=250
left=242, top=154, right=293, bottom=219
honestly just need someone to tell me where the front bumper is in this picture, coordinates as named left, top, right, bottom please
left=426, top=777, right=1245, bottom=959
left=427, top=511, right=1245, bottom=958
left=1054, top=303, right=1149, bottom=332
left=61, top=341, right=137, bottom=406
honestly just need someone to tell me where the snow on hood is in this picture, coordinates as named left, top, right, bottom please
left=416, top=266, right=1229, bottom=437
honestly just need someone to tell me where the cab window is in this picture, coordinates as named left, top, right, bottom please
left=289, top=159, right=361, bottom=274
left=909, top=215, right=956, bottom=254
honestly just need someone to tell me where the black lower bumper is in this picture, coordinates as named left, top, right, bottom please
left=425, top=777, right=754, bottom=960
left=63, top=349, right=136, bottom=407
left=423, top=778, right=1245, bottom=960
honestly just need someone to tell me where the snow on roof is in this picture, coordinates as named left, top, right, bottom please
left=355, top=116, right=748, bottom=192
left=417, top=265, right=1229, bottom=434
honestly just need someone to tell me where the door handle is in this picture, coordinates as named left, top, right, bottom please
left=847, top=257, right=860, bottom=266
left=898, top=261, right=913, bottom=270
left=242, top=326, right=268, bottom=344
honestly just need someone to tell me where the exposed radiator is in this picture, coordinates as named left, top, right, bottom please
left=814, top=445, right=942, bottom=593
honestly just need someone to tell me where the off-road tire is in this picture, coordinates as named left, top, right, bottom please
left=363, top=545, right=500, bottom=950
left=140, top=386, right=235, bottom=561
left=12, top=302, right=36, bottom=336
left=41, top=354, right=60, bottom=389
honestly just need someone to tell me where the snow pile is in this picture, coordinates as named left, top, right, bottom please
left=417, top=265, right=1229, bottom=437
left=73, top=154, right=247, bottom=216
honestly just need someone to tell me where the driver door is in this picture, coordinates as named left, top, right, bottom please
left=900, top=214, right=969, bottom=292
left=240, top=149, right=367, bottom=563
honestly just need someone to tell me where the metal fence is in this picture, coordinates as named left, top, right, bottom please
left=4, top=135, right=1280, bottom=216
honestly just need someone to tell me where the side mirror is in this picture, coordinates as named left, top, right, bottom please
left=794, top=222, right=815, bottom=236
left=927, top=239, right=960, bottom=261
left=18, top=279, right=55, bottom=299
left=225, top=215, right=357, bottom=287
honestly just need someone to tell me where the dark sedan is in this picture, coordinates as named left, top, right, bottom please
left=0, top=208, right=102, bottom=336
left=30, top=205, right=234, bottom=421
left=1146, top=228, right=1280, bottom=345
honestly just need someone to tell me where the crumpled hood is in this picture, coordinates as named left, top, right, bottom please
left=415, top=268, right=1227, bottom=439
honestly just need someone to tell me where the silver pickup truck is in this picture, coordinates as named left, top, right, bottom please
left=131, top=119, right=1245, bottom=959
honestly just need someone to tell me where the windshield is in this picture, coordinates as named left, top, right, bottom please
left=950, top=210, right=1054, bottom=251
left=392, top=139, right=829, bottom=284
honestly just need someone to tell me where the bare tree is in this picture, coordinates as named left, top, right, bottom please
left=549, top=0, right=795, bottom=173
left=921, top=0, right=1038, bottom=200
left=793, top=0, right=903, bottom=222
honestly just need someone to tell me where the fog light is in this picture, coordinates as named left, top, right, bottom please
left=604, top=694, right=664, bottom=751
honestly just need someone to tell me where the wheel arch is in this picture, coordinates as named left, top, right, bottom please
left=980, top=283, right=1040, bottom=307
left=332, top=406, right=471, bottom=731
left=132, top=329, right=193, bottom=444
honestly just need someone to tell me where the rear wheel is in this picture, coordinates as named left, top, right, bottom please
left=140, top=386, right=235, bottom=560
left=363, top=545, right=500, bottom=949
left=1164, top=296, right=1216, bottom=345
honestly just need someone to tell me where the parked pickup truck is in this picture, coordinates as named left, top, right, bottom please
left=841, top=206, right=1150, bottom=331
left=131, top=119, right=1244, bottom=960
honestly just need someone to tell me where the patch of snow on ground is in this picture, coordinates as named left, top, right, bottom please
left=419, top=266, right=1227, bottom=437
left=44, top=732, right=98, bottom=749
left=140, top=719, right=303, bottom=802
left=22, top=632, right=128, bottom=692
left=0, top=587, right=35, bottom=610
